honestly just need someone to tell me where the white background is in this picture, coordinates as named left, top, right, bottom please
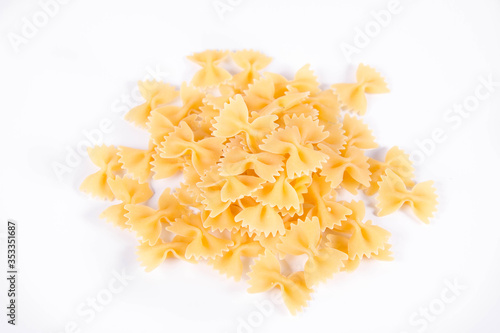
left=1, top=0, right=499, bottom=332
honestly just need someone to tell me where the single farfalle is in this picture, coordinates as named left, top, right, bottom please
left=260, top=116, right=329, bottom=179
left=209, top=231, right=264, bottom=281
left=247, top=250, right=313, bottom=315
left=235, top=197, right=285, bottom=237
left=341, top=114, right=378, bottom=149
left=166, top=213, right=234, bottom=260
left=329, top=201, right=392, bottom=261
left=80, top=145, right=123, bottom=200
left=159, top=120, right=225, bottom=175
left=125, top=81, right=178, bottom=128
left=117, top=141, right=156, bottom=183
left=267, top=64, right=320, bottom=96
left=125, top=188, right=187, bottom=245
left=201, top=205, right=242, bottom=232
left=366, top=146, right=415, bottom=196
left=230, top=50, right=273, bottom=90
left=188, top=50, right=232, bottom=87
left=220, top=142, right=284, bottom=183
left=376, top=169, right=438, bottom=223
left=307, top=89, right=341, bottom=123
left=302, top=174, right=352, bottom=231
left=277, top=217, right=348, bottom=288
left=252, top=171, right=310, bottom=211
left=213, top=94, right=278, bottom=150
left=197, top=166, right=231, bottom=218
left=318, top=144, right=371, bottom=193
left=148, top=83, right=205, bottom=142
left=100, top=177, right=153, bottom=229
left=136, top=237, right=196, bottom=272
left=332, top=64, right=390, bottom=115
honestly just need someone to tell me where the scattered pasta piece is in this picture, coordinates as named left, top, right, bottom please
left=332, top=64, right=389, bottom=115
left=81, top=50, right=438, bottom=315
left=376, top=169, right=438, bottom=223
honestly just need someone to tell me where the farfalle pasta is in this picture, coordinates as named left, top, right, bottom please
left=81, top=50, right=438, bottom=315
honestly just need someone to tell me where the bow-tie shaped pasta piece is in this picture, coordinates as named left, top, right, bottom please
left=342, top=114, right=378, bottom=149
left=159, top=120, right=225, bottom=175
left=366, top=146, right=415, bottom=196
left=285, top=65, right=321, bottom=95
left=150, top=146, right=184, bottom=180
left=100, top=177, right=153, bottom=229
left=125, top=81, right=178, bottom=128
left=319, top=122, right=346, bottom=155
left=252, top=172, right=311, bottom=211
left=198, top=165, right=265, bottom=204
left=148, top=83, right=205, bottom=138
left=136, top=237, right=196, bottom=272
left=243, top=74, right=276, bottom=111
left=307, top=89, right=341, bottom=123
left=376, top=170, right=438, bottom=223
left=277, top=217, right=348, bottom=288
left=197, top=166, right=231, bottom=218
left=166, top=213, right=234, bottom=260
left=80, top=145, right=123, bottom=200
left=265, top=65, right=320, bottom=96
left=332, top=64, right=389, bottom=115
left=209, top=231, right=264, bottom=281
left=302, top=174, right=352, bottom=230
left=117, top=142, right=156, bottom=183
left=258, top=91, right=310, bottom=117
left=230, top=50, right=273, bottom=90
left=247, top=250, right=313, bottom=315
left=220, top=143, right=284, bottom=183
left=201, top=205, right=242, bottom=232
left=213, top=95, right=278, bottom=150
left=260, top=116, right=329, bottom=179
left=125, top=188, right=187, bottom=245
left=332, top=201, right=392, bottom=260
left=318, top=144, right=371, bottom=192
left=235, top=198, right=285, bottom=237
left=187, top=50, right=232, bottom=87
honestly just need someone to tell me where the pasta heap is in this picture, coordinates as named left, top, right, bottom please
left=80, top=50, right=438, bottom=315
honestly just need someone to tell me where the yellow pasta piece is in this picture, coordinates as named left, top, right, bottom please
left=260, top=122, right=329, bottom=179
left=213, top=94, right=278, bottom=150
left=81, top=51, right=437, bottom=316
left=376, top=170, right=438, bottom=223
left=277, top=217, right=348, bottom=287
left=332, top=201, right=392, bottom=260
left=100, top=177, right=153, bottom=229
left=188, top=50, right=231, bottom=87
left=332, top=64, right=390, bottom=115
left=117, top=142, right=155, bottom=183
left=166, top=213, right=234, bottom=260
left=220, top=143, right=284, bottom=183
left=342, top=114, right=378, bottom=149
left=209, top=231, right=264, bottom=281
left=231, top=50, right=272, bottom=90
left=80, top=145, right=122, bottom=200
left=125, top=81, right=178, bottom=128
left=366, top=146, right=415, bottom=196
left=302, top=174, right=352, bottom=230
left=319, top=145, right=371, bottom=192
left=159, top=120, right=225, bottom=174
left=247, top=250, right=313, bottom=315
left=125, top=188, right=187, bottom=245
left=235, top=198, right=285, bottom=237
left=136, top=237, right=196, bottom=272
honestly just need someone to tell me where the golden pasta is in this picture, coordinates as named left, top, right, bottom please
left=81, top=50, right=438, bottom=315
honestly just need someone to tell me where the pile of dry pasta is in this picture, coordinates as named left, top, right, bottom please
left=80, top=50, right=438, bottom=315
